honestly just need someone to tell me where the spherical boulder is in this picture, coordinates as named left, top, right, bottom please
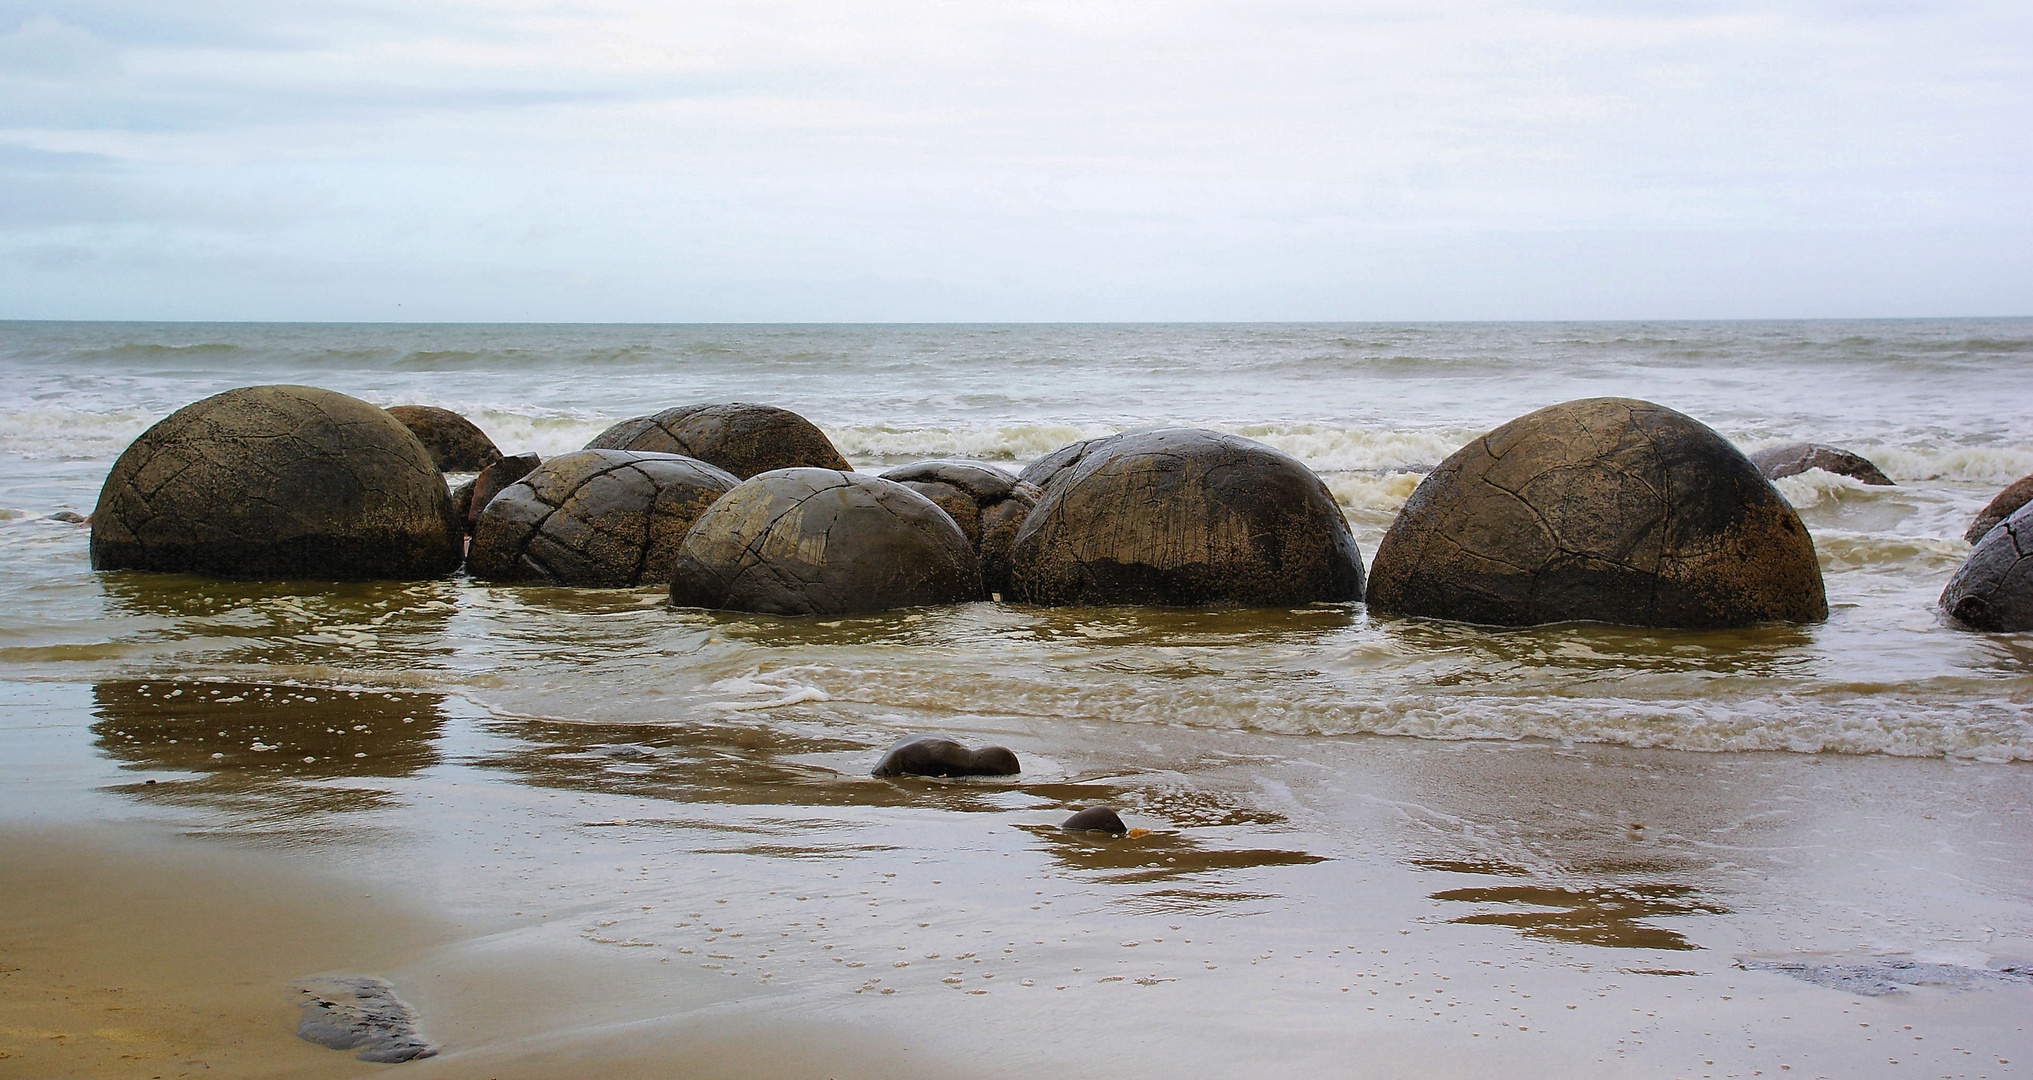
left=1005, top=428, right=1365, bottom=607
left=1747, top=442, right=1894, bottom=486
left=1940, top=500, right=2033, bottom=631
left=879, top=460, right=1041, bottom=597
left=1367, top=398, right=1827, bottom=628
left=468, top=450, right=737, bottom=587
left=450, top=452, right=542, bottom=533
left=1965, top=472, right=2033, bottom=545
left=585, top=403, right=850, bottom=479
left=668, top=469, right=982, bottom=615
left=90, top=385, right=463, bottom=580
left=384, top=405, right=501, bottom=472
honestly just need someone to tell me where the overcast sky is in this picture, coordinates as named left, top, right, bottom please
left=0, top=0, right=2026, bottom=321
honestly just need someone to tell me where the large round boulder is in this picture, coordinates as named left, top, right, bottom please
left=1005, top=428, right=1365, bottom=607
left=668, top=469, right=982, bottom=615
left=585, top=403, right=850, bottom=479
left=90, top=385, right=463, bottom=580
left=1367, top=398, right=1827, bottom=628
left=469, top=450, right=738, bottom=586
left=1965, top=472, right=2033, bottom=545
left=1940, top=500, right=2033, bottom=631
left=878, top=460, right=1041, bottom=598
left=384, top=405, right=501, bottom=472
left=1747, top=442, right=1894, bottom=486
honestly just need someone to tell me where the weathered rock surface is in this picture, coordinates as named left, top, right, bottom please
left=1965, top=473, right=2033, bottom=544
left=91, top=385, right=463, bottom=580
left=879, top=460, right=1041, bottom=597
left=668, top=469, right=982, bottom=615
left=296, top=976, right=435, bottom=1063
left=1367, top=397, right=1827, bottom=628
left=1747, top=442, right=1894, bottom=486
left=870, top=734, right=1021, bottom=778
left=450, top=452, right=542, bottom=533
left=468, top=450, right=737, bottom=586
left=1061, top=806, right=1128, bottom=835
left=585, top=403, right=850, bottom=479
left=1005, top=428, right=1365, bottom=607
left=383, top=405, right=501, bottom=472
left=1939, top=500, right=2033, bottom=631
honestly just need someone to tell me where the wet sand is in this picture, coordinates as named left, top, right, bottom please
left=6, top=676, right=2032, bottom=1079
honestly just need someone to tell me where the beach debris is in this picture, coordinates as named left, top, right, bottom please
left=1369, top=397, right=1827, bottom=628
left=1939, top=498, right=2033, bottom=631
left=1007, top=427, right=1365, bottom=607
left=468, top=450, right=736, bottom=587
left=91, top=385, right=463, bottom=580
left=1061, top=806, right=1130, bottom=835
left=296, top=976, right=436, bottom=1063
left=871, top=734, right=1020, bottom=778
left=384, top=404, right=501, bottom=473
left=1736, top=956, right=2033, bottom=996
left=1966, top=471, right=2033, bottom=544
left=585, top=402, right=849, bottom=479
left=669, top=469, right=983, bottom=615
left=879, top=460, right=1040, bottom=598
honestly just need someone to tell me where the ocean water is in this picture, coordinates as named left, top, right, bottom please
left=3, top=319, right=2031, bottom=1077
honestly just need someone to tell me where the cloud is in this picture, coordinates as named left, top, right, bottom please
left=0, top=14, right=120, bottom=79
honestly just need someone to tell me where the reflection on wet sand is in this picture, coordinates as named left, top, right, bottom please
left=91, top=678, right=446, bottom=828
left=96, top=573, right=460, bottom=668
left=1415, top=852, right=1728, bottom=951
left=1022, top=823, right=1325, bottom=915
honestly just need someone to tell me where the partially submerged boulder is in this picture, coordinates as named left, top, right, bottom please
left=1940, top=500, right=2033, bottom=631
left=870, top=735, right=1021, bottom=778
left=585, top=403, right=850, bottom=479
left=1367, top=398, right=1827, bottom=628
left=1966, top=473, right=2033, bottom=545
left=450, top=452, right=542, bottom=533
left=91, top=385, right=463, bottom=580
left=1006, top=428, right=1365, bottom=607
left=384, top=405, right=501, bottom=472
left=879, top=460, right=1041, bottom=597
left=668, top=469, right=982, bottom=615
left=1747, top=442, right=1894, bottom=486
left=468, top=450, right=737, bottom=587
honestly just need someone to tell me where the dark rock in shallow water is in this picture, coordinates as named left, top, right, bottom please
left=47, top=510, right=85, bottom=523
left=1939, top=500, right=2033, bottom=631
left=871, top=735, right=1020, bottom=778
left=879, top=460, right=1041, bottom=597
left=668, top=469, right=982, bottom=615
left=585, top=403, right=850, bottom=479
left=1006, top=427, right=1364, bottom=607
left=452, top=452, right=542, bottom=532
left=384, top=404, right=501, bottom=472
left=90, top=385, right=463, bottom=581
left=1966, top=472, right=2033, bottom=544
left=1746, top=442, right=1894, bottom=486
left=469, top=450, right=737, bottom=587
left=296, top=976, right=435, bottom=1063
left=1367, top=398, right=1827, bottom=629
left=1060, top=806, right=1128, bottom=835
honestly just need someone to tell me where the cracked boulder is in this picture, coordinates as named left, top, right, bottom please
left=1367, top=397, right=1827, bottom=628
left=1746, top=442, right=1894, bottom=486
left=1005, top=427, right=1365, bottom=607
left=90, top=385, right=464, bottom=580
left=668, top=469, right=982, bottom=615
left=450, top=452, right=541, bottom=534
left=878, top=459, right=1041, bottom=597
left=468, top=450, right=738, bottom=586
left=1939, top=499, right=2033, bottom=631
left=584, top=403, right=850, bottom=479
left=383, top=405, right=501, bottom=472
left=1965, top=472, right=2033, bottom=544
